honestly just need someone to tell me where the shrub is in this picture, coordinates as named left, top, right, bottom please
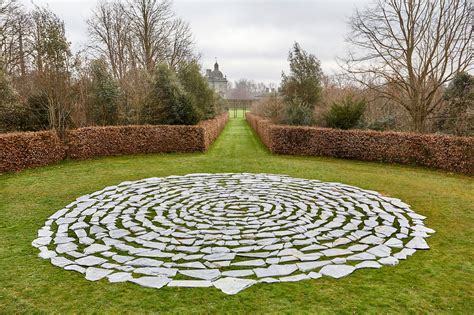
left=367, top=115, right=397, bottom=131
left=140, top=64, right=201, bottom=125
left=436, top=72, right=474, bottom=136
left=324, top=97, right=366, bottom=129
left=0, top=71, right=49, bottom=132
left=251, top=95, right=284, bottom=122
left=284, top=99, right=314, bottom=126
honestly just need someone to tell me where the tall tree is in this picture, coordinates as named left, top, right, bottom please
left=88, top=58, right=120, bottom=126
left=281, top=42, right=323, bottom=125
left=31, top=6, right=73, bottom=136
left=344, top=0, right=473, bottom=132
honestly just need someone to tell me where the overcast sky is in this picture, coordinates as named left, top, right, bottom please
left=20, top=0, right=371, bottom=85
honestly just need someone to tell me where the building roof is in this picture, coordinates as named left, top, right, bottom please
left=206, top=62, right=227, bottom=82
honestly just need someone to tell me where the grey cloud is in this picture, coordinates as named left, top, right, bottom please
left=21, top=0, right=370, bottom=84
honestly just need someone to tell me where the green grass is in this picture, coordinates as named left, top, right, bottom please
left=1, top=113, right=473, bottom=314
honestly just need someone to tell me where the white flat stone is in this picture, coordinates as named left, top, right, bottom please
left=222, top=270, right=254, bottom=277
left=85, top=267, right=113, bottom=281
left=168, top=280, right=212, bottom=287
left=254, top=264, right=298, bottom=278
left=308, top=272, right=322, bottom=279
left=406, top=237, right=430, bottom=249
left=355, top=261, right=382, bottom=269
left=108, top=272, right=133, bottom=283
left=64, top=264, right=86, bottom=273
left=75, top=256, right=107, bottom=267
left=134, top=267, right=177, bottom=277
left=84, top=244, right=111, bottom=255
left=296, top=261, right=331, bottom=272
left=320, top=265, right=355, bottom=279
left=51, top=256, right=74, bottom=267
left=259, top=277, right=279, bottom=283
left=232, top=259, right=266, bottom=267
left=279, top=274, right=310, bottom=282
left=179, top=269, right=221, bottom=281
left=378, top=256, right=399, bottom=266
left=125, top=258, right=163, bottom=267
left=321, top=248, right=353, bottom=257
left=129, top=276, right=171, bottom=289
left=213, top=277, right=257, bottom=295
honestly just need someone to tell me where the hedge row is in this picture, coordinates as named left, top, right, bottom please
left=246, top=113, right=474, bottom=176
left=1, top=112, right=229, bottom=173
left=0, top=131, right=66, bottom=173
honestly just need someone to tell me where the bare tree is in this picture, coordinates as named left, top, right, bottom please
left=126, top=0, right=174, bottom=72
left=88, top=0, right=196, bottom=76
left=0, top=0, right=32, bottom=76
left=88, top=1, right=133, bottom=80
left=343, top=0, right=473, bottom=132
left=166, top=18, right=195, bottom=69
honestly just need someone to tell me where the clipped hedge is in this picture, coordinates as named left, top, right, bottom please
left=1, top=113, right=229, bottom=172
left=246, top=113, right=474, bottom=175
left=0, top=131, right=66, bottom=173
left=67, top=112, right=228, bottom=159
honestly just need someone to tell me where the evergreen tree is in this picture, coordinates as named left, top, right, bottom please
left=140, top=64, right=200, bottom=125
left=281, top=42, right=323, bottom=125
left=178, top=62, right=217, bottom=119
left=89, top=59, right=120, bottom=125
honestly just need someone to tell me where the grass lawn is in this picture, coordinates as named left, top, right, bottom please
left=1, top=113, right=473, bottom=314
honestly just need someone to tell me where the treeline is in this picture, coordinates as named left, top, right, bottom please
left=254, top=0, right=473, bottom=135
left=0, top=0, right=222, bottom=135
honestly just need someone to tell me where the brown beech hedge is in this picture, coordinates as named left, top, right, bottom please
left=1, top=112, right=228, bottom=173
left=0, top=131, right=66, bottom=172
left=247, top=113, right=474, bottom=176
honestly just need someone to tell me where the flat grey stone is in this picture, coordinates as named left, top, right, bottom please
left=213, top=277, right=257, bottom=295
left=393, top=248, right=416, bottom=260
left=168, top=280, right=212, bottom=287
left=51, top=256, right=74, bottom=267
left=75, top=256, right=107, bottom=267
left=56, top=242, right=78, bottom=254
left=129, top=276, right=171, bottom=288
left=355, top=261, right=382, bottom=269
left=112, top=255, right=134, bottom=263
left=254, top=264, right=298, bottom=278
left=134, top=267, right=178, bottom=277
left=321, top=248, right=353, bottom=257
left=232, top=259, right=266, bottom=267
left=85, top=267, right=112, bottom=281
left=222, top=270, right=254, bottom=277
left=406, top=237, right=430, bottom=249
left=125, top=258, right=163, bottom=267
left=64, top=264, right=86, bottom=273
left=84, top=244, right=111, bottom=255
left=378, top=256, right=399, bottom=266
left=279, top=274, right=310, bottom=282
left=259, top=277, right=279, bottom=283
left=308, top=272, right=322, bottom=279
left=320, top=264, right=355, bottom=278
left=179, top=269, right=221, bottom=281
left=296, top=261, right=330, bottom=272
left=108, top=272, right=133, bottom=282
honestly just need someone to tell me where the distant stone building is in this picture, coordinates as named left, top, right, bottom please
left=205, top=61, right=228, bottom=98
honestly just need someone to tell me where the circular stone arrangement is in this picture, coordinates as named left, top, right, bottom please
left=32, top=173, right=435, bottom=295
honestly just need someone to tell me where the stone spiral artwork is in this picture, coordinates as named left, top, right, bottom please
left=32, top=173, right=435, bottom=295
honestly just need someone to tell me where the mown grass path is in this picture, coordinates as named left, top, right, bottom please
left=1, top=115, right=473, bottom=313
